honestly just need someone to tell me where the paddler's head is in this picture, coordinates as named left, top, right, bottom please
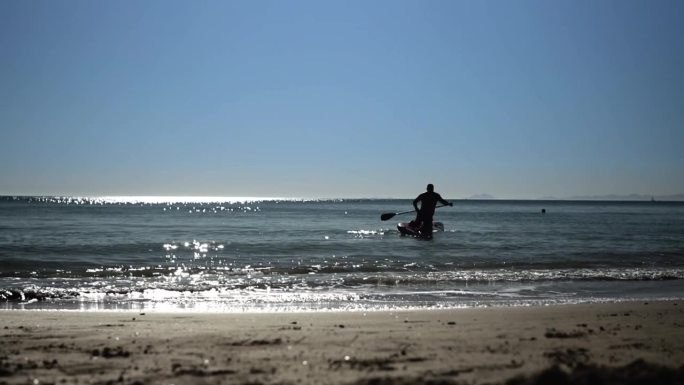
left=427, top=184, right=434, bottom=192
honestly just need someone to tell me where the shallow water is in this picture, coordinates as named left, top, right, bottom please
left=1, top=196, right=683, bottom=311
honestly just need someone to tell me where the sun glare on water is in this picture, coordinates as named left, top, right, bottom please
left=38, top=196, right=303, bottom=205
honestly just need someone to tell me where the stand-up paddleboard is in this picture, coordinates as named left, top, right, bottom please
left=397, top=222, right=444, bottom=237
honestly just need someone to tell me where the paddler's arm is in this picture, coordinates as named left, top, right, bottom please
left=438, top=194, right=453, bottom=207
left=413, top=196, right=420, bottom=212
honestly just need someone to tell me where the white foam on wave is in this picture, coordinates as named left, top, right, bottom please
left=347, top=230, right=384, bottom=236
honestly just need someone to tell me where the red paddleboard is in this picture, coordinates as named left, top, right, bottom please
left=397, top=222, right=444, bottom=237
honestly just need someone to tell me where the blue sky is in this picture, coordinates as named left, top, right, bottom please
left=1, top=0, right=682, bottom=198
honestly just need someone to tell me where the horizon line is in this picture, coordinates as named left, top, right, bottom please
left=1, top=194, right=683, bottom=203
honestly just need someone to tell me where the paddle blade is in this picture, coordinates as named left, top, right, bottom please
left=380, top=212, right=396, bottom=221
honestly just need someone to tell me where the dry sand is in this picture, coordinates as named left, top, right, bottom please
left=1, top=301, right=683, bottom=385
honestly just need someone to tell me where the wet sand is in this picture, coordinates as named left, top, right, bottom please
left=1, top=301, right=683, bottom=385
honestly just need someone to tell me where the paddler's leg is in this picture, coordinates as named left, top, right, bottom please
left=410, top=211, right=421, bottom=229
left=419, top=214, right=433, bottom=238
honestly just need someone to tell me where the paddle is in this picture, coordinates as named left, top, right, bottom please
left=380, top=204, right=449, bottom=221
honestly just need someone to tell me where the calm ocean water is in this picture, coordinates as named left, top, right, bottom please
left=1, top=196, right=683, bottom=312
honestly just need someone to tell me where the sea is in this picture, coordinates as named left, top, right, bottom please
left=1, top=196, right=683, bottom=312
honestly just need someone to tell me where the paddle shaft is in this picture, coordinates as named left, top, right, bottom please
left=380, top=204, right=449, bottom=221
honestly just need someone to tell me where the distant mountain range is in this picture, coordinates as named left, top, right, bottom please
left=562, top=194, right=684, bottom=201
left=467, top=193, right=684, bottom=201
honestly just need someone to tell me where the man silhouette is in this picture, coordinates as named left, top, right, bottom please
left=413, top=184, right=452, bottom=238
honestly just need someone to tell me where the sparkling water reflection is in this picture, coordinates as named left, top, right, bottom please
left=1, top=197, right=683, bottom=311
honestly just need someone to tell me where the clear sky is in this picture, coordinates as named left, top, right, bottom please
left=1, top=0, right=683, bottom=199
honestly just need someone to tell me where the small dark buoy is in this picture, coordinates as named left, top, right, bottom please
left=541, top=208, right=546, bottom=214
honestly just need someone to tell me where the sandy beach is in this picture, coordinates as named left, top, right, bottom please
left=1, top=301, right=683, bottom=385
